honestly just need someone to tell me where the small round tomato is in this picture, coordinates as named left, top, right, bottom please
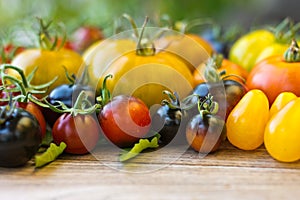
left=99, top=95, right=151, bottom=148
left=264, top=98, right=300, bottom=162
left=226, top=89, right=269, bottom=150
left=246, top=40, right=300, bottom=104
left=52, top=113, right=100, bottom=154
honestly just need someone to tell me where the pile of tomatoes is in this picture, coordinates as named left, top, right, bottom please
left=1, top=16, right=300, bottom=168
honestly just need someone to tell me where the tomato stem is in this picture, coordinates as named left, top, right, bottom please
left=197, top=94, right=219, bottom=119
left=284, top=39, right=300, bottom=62
left=161, top=90, right=181, bottom=110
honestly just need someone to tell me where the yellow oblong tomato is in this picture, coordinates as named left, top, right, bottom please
left=264, top=98, right=300, bottom=162
left=269, top=92, right=297, bottom=118
left=226, top=89, right=269, bottom=150
left=10, top=48, right=84, bottom=94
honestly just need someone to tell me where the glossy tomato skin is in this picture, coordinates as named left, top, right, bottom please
left=264, top=98, right=300, bottom=162
left=246, top=56, right=300, bottom=104
left=52, top=113, right=100, bottom=154
left=10, top=48, right=84, bottom=95
left=226, top=89, right=269, bottom=150
left=186, top=113, right=226, bottom=153
left=43, top=83, right=95, bottom=127
left=99, top=95, right=151, bottom=148
left=269, top=92, right=297, bottom=118
left=0, top=107, right=42, bottom=167
left=16, top=102, right=47, bottom=138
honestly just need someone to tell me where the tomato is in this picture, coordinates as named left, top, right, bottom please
left=264, top=98, right=300, bottom=162
left=193, top=55, right=248, bottom=86
left=226, top=89, right=269, bottom=150
left=98, top=95, right=151, bottom=148
left=83, top=38, right=136, bottom=92
left=0, top=105, right=42, bottom=167
left=269, top=92, right=297, bottom=118
left=0, top=44, right=25, bottom=64
left=186, top=94, right=226, bottom=153
left=229, top=18, right=298, bottom=71
left=246, top=40, right=300, bottom=104
left=70, top=25, right=105, bottom=53
left=156, top=33, right=213, bottom=72
left=9, top=48, right=84, bottom=94
left=52, top=113, right=100, bottom=154
left=16, top=102, right=47, bottom=138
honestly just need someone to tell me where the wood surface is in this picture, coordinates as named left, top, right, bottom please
left=0, top=140, right=300, bottom=200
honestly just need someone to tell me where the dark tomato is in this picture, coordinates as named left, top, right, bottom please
left=98, top=95, right=151, bottom=148
left=0, top=106, right=42, bottom=167
left=52, top=113, right=100, bottom=154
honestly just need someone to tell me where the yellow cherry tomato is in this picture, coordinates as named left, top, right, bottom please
left=264, top=98, right=300, bottom=162
left=269, top=92, right=297, bottom=118
left=10, top=48, right=84, bottom=94
left=226, top=89, right=269, bottom=150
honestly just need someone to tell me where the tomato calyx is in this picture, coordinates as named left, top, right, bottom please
left=0, top=64, right=57, bottom=103
left=0, top=97, right=16, bottom=125
left=284, top=39, right=300, bottom=62
left=197, top=94, right=219, bottom=120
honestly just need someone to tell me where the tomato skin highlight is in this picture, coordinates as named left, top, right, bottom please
left=269, top=92, right=297, bottom=118
left=52, top=113, right=100, bottom=154
left=226, top=89, right=269, bottom=150
left=264, top=98, right=300, bottom=162
left=99, top=95, right=151, bottom=148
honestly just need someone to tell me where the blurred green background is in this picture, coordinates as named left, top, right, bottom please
left=0, top=0, right=299, bottom=37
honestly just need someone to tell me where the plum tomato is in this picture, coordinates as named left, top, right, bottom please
left=98, top=95, right=151, bottom=148
left=0, top=105, right=42, bottom=167
left=52, top=113, right=100, bottom=154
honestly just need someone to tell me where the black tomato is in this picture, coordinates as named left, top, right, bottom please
left=0, top=106, right=42, bottom=167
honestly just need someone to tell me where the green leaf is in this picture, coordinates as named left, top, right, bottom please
left=119, top=134, right=160, bottom=162
left=35, top=142, right=67, bottom=168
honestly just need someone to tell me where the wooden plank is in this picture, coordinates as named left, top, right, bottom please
left=0, top=140, right=299, bottom=199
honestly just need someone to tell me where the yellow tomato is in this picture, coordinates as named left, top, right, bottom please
left=269, top=92, right=297, bottom=118
left=226, top=89, right=269, bottom=150
left=83, top=39, right=136, bottom=91
left=100, top=50, right=194, bottom=107
left=264, top=98, right=300, bottom=162
left=156, top=33, right=213, bottom=72
left=10, top=48, right=84, bottom=94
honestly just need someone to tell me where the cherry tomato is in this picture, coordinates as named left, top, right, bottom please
left=264, top=98, right=300, bottom=162
left=246, top=40, right=300, bottom=104
left=52, top=113, right=100, bottom=154
left=0, top=105, right=42, bottom=167
left=226, top=89, right=269, bottom=150
left=98, top=95, right=151, bottom=148
left=186, top=95, right=226, bottom=153
left=0, top=44, right=25, bottom=64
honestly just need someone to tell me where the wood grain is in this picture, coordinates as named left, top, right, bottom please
left=0, top=140, right=299, bottom=200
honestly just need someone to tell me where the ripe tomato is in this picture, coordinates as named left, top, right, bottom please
left=193, top=56, right=248, bottom=86
left=269, top=92, right=297, bottom=118
left=246, top=40, right=300, bottom=104
left=52, top=113, right=100, bottom=154
left=264, top=98, right=300, bottom=162
left=226, top=89, right=269, bottom=150
left=156, top=33, right=213, bottom=72
left=9, top=48, right=84, bottom=94
left=0, top=44, right=25, bottom=64
left=229, top=18, right=298, bottom=71
left=70, top=25, right=105, bottom=53
left=98, top=95, right=151, bottom=148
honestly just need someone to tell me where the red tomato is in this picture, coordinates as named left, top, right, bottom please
left=0, top=44, right=25, bottom=64
left=98, top=95, right=151, bottom=148
left=52, top=113, right=100, bottom=154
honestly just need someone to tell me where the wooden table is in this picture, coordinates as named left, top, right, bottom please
left=1, top=140, right=300, bottom=200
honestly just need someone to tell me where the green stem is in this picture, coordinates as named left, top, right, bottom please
left=122, top=13, right=139, bottom=39
left=284, top=39, right=300, bottom=62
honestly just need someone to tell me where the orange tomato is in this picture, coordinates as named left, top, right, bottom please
left=193, top=58, right=248, bottom=86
